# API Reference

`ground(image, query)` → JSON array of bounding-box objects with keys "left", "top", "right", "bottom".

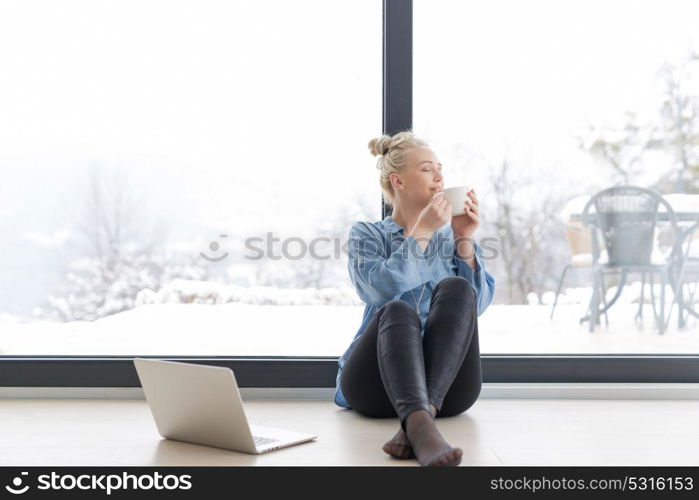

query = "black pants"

[{"left": 340, "top": 276, "right": 482, "bottom": 432}]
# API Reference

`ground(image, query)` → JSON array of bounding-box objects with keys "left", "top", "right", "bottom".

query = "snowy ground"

[{"left": 0, "top": 302, "right": 696, "bottom": 356}]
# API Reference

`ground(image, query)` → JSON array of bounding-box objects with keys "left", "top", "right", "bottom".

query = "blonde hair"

[{"left": 368, "top": 130, "right": 429, "bottom": 205}]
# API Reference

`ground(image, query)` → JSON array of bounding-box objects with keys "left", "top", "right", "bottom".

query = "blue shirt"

[{"left": 334, "top": 215, "right": 496, "bottom": 408}]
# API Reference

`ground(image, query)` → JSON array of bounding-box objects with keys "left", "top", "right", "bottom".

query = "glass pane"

[
  {"left": 0, "top": 0, "right": 381, "bottom": 355},
  {"left": 415, "top": 0, "right": 699, "bottom": 353}
]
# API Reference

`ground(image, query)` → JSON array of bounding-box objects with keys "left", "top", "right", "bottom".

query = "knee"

[
  {"left": 380, "top": 299, "right": 420, "bottom": 319},
  {"left": 377, "top": 299, "right": 421, "bottom": 333},
  {"left": 435, "top": 276, "right": 476, "bottom": 304}
]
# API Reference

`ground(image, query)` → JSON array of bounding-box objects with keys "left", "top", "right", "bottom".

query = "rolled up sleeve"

[
  {"left": 453, "top": 240, "right": 496, "bottom": 315},
  {"left": 347, "top": 222, "right": 433, "bottom": 307}
]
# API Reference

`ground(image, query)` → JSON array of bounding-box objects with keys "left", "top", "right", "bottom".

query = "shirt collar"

[
  {"left": 381, "top": 215, "right": 404, "bottom": 234},
  {"left": 381, "top": 215, "right": 451, "bottom": 236}
]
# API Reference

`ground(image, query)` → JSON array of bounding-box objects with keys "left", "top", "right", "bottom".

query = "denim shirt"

[{"left": 334, "top": 215, "right": 496, "bottom": 409}]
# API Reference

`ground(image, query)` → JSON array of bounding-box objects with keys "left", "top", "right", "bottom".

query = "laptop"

[{"left": 133, "top": 358, "right": 317, "bottom": 454}]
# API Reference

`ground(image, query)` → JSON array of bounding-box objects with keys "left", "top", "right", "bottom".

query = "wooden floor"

[{"left": 1, "top": 398, "right": 698, "bottom": 466}]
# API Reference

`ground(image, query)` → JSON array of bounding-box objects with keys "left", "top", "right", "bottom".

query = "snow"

[
  {"left": 559, "top": 195, "right": 593, "bottom": 222},
  {"left": 1, "top": 299, "right": 696, "bottom": 357},
  {"left": 134, "top": 279, "right": 363, "bottom": 307},
  {"left": 664, "top": 194, "right": 699, "bottom": 213}
]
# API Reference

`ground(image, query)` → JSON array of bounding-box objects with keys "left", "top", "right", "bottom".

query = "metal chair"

[
  {"left": 579, "top": 185, "right": 683, "bottom": 334},
  {"left": 550, "top": 218, "right": 609, "bottom": 321},
  {"left": 670, "top": 219, "right": 699, "bottom": 328}
]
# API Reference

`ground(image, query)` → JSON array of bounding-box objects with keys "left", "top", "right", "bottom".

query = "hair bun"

[{"left": 368, "top": 135, "right": 392, "bottom": 157}]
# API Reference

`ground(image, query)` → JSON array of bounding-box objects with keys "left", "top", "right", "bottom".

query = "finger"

[
  {"left": 434, "top": 201, "right": 447, "bottom": 213},
  {"left": 430, "top": 195, "right": 442, "bottom": 206}
]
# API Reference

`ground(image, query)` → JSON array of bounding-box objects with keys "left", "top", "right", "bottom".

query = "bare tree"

[
  {"left": 483, "top": 157, "right": 569, "bottom": 304},
  {"left": 576, "top": 111, "right": 662, "bottom": 186},
  {"left": 244, "top": 191, "right": 378, "bottom": 290},
  {"left": 578, "top": 53, "right": 699, "bottom": 194},
  {"left": 35, "top": 163, "right": 206, "bottom": 321},
  {"left": 649, "top": 54, "right": 699, "bottom": 193},
  {"left": 70, "top": 164, "right": 167, "bottom": 267}
]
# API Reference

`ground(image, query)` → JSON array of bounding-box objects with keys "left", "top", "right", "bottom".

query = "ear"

[{"left": 389, "top": 173, "right": 403, "bottom": 190}]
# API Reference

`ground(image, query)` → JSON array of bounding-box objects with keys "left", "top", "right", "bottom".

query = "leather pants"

[{"left": 340, "top": 276, "right": 482, "bottom": 432}]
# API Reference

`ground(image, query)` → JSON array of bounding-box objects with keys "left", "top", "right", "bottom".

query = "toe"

[
  {"left": 444, "top": 448, "right": 463, "bottom": 466},
  {"left": 383, "top": 442, "right": 413, "bottom": 460},
  {"left": 430, "top": 447, "right": 463, "bottom": 467}
]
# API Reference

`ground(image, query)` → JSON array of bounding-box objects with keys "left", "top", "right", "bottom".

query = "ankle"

[{"left": 405, "top": 408, "right": 433, "bottom": 430}]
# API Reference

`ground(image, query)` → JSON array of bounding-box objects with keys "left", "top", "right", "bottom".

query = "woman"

[{"left": 334, "top": 131, "right": 496, "bottom": 467}]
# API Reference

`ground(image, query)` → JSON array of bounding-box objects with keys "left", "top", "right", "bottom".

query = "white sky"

[
  {"left": 0, "top": 0, "right": 383, "bottom": 314},
  {"left": 415, "top": 0, "right": 699, "bottom": 190},
  {"left": 0, "top": 0, "right": 383, "bottom": 238},
  {"left": 1, "top": 0, "right": 699, "bottom": 315}
]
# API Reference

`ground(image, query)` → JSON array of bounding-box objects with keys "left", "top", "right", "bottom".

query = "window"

[
  {"left": 0, "top": 0, "right": 381, "bottom": 357},
  {"left": 3, "top": 1, "right": 697, "bottom": 388},
  {"left": 415, "top": 0, "right": 699, "bottom": 354}
]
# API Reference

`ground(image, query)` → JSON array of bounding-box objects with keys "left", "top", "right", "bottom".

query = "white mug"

[{"left": 437, "top": 186, "right": 472, "bottom": 216}]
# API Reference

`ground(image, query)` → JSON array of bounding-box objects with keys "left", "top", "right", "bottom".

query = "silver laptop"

[{"left": 133, "top": 358, "right": 317, "bottom": 454}]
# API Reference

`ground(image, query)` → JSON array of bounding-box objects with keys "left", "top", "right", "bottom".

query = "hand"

[
  {"left": 412, "top": 191, "right": 452, "bottom": 235},
  {"left": 451, "top": 188, "right": 480, "bottom": 238}
]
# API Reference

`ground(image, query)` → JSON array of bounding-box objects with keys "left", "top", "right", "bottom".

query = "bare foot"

[
  {"left": 382, "top": 404, "right": 437, "bottom": 460},
  {"left": 404, "top": 409, "right": 462, "bottom": 467}
]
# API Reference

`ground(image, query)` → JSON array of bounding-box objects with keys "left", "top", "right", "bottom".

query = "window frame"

[{"left": 2, "top": 0, "right": 698, "bottom": 388}]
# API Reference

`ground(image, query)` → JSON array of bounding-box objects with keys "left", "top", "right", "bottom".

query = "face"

[{"left": 390, "top": 147, "right": 444, "bottom": 206}]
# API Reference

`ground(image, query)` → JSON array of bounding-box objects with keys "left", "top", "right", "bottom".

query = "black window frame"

[{"left": 2, "top": 0, "right": 698, "bottom": 388}]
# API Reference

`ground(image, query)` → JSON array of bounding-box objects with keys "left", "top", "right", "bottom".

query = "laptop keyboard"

[{"left": 253, "top": 435, "right": 280, "bottom": 446}]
